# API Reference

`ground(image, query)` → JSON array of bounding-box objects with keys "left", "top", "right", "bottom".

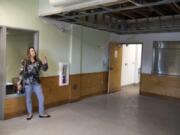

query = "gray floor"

[{"left": 1, "top": 85, "right": 180, "bottom": 135}]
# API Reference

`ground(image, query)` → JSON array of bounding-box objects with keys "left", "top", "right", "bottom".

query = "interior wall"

[
  {"left": 0, "top": 0, "right": 71, "bottom": 77},
  {"left": 3, "top": 1, "right": 180, "bottom": 78},
  {"left": 69, "top": 25, "right": 82, "bottom": 75},
  {"left": 110, "top": 32, "right": 180, "bottom": 74},
  {"left": 0, "top": 0, "right": 111, "bottom": 78},
  {"left": 6, "top": 34, "right": 33, "bottom": 83},
  {"left": 134, "top": 44, "right": 142, "bottom": 83},
  {"left": 39, "top": 0, "right": 63, "bottom": 16},
  {"left": 81, "top": 27, "right": 110, "bottom": 73},
  {"left": 70, "top": 25, "right": 110, "bottom": 74}
]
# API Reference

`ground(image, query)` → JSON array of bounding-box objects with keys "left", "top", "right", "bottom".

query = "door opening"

[
  {"left": 108, "top": 42, "right": 143, "bottom": 93},
  {"left": 121, "top": 44, "right": 142, "bottom": 87}
]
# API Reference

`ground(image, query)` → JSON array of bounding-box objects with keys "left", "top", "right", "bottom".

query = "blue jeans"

[{"left": 24, "top": 83, "right": 45, "bottom": 115}]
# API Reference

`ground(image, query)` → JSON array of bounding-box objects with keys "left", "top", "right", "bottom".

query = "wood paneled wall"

[
  {"left": 4, "top": 96, "right": 26, "bottom": 119},
  {"left": 41, "top": 76, "right": 70, "bottom": 107},
  {"left": 4, "top": 72, "right": 108, "bottom": 119},
  {"left": 140, "top": 73, "right": 180, "bottom": 99},
  {"left": 69, "top": 74, "right": 81, "bottom": 102},
  {"left": 80, "top": 72, "right": 108, "bottom": 98},
  {"left": 4, "top": 76, "right": 70, "bottom": 119}
]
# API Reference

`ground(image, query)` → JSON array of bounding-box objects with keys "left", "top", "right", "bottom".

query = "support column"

[{"left": 0, "top": 26, "right": 7, "bottom": 120}]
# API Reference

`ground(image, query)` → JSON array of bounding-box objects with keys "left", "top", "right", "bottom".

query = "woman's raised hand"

[
  {"left": 42, "top": 56, "right": 47, "bottom": 64},
  {"left": 17, "top": 84, "right": 22, "bottom": 91}
]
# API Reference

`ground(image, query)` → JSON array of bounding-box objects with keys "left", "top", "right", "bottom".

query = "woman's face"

[{"left": 29, "top": 48, "right": 36, "bottom": 58}]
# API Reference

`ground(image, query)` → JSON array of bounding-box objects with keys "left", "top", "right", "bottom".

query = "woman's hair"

[{"left": 25, "top": 47, "right": 38, "bottom": 63}]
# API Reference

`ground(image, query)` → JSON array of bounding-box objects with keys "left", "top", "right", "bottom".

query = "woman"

[{"left": 17, "top": 47, "right": 50, "bottom": 120}]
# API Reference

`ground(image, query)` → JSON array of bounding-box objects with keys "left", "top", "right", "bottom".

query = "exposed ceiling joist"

[
  {"left": 118, "top": 12, "right": 136, "bottom": 19},
  {"left": 45, "top": 0, "right": 180, "bottom": 34},
  {"left": 170, "top": 3, "right": 180, "bottom": 14},
  {"left": 148, "top": 6, "right": 164, "bottom": 16},
  {"left": 133, "top": 10, "right": 149, "bottom": 18},
  {"left": 57, "top": 0, "right": 180, "bottom": 21},
  {"left": 127, "top": 0, "right": 142, "bottom": 6},
  {"left": 173, "top": 2, "right": 180, "bottom": 11}
]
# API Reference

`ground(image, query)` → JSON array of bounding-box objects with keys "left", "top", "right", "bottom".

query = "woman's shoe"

[
  {"left": 26, "top": 114, "right": 33, "bottom": 120},
  {"left": 39, "top": 114, "right": 51, "bottom": 118}
]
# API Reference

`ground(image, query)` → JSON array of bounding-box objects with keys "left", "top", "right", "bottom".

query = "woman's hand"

[
  {"left": 42, "top": 56, "right": 47, "bottom": 64},
  {"left": 17, "top": 84, "right": 22, "bottom": 91}
]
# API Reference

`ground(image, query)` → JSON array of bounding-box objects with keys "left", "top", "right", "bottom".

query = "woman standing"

[{"left": 17, "top": 47, "right": 50, "bottom": 120}]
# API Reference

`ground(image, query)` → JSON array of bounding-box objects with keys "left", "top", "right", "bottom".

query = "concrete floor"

[{"left": 1, "top": 85, "right": 180, "bottom": 135}]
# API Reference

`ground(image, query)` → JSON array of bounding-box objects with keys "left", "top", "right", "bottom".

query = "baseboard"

[
  {"left": 70, "top": 98, "right": 81, "bottom": 103},
  {"left": 5, "top": 111, "right": 27, "bottom": 120},
  {"left": 4, "top": 100, "right": 69, "bottom": 120},
  {"left": 140, "top": 91, "right": 180, "bottom": 102},
  {"left": 45, "top": 100, "right": 70, "bottom": 108},
  {"left": 81, "top": 90, "right": 107, "bottom": 99}
]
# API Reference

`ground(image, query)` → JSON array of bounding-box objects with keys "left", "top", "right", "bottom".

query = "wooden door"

[{"left": 108, "top": 43, "right": 122, "bottom": 93}]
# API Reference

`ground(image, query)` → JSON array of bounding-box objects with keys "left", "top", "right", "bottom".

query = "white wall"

[
  {"left": 81, "top": 27, "right": 110, "bottom": 73},
  {"left": 69, "top": 25, "right": 82, "bottom": 74},
  {"left": 6, "top": 33, "right": 33, "bottom": 83},
  {"left": 134, "top": 44, "right": 142, "bottom": 83},
  {"left": 0, "top": 0, "right": 111, "bottom": 79},
  {"left": 110, "top": 32, "right": 180, "bottom": 74},
  {"left": 70, "top": 25, "right": 110, "bottom": 74},
  {"left": 39, "top": 0, "right": 63, "bottom": 16},
  {"left": 0, "top": 0, "right": 71, "bottom": 77}
]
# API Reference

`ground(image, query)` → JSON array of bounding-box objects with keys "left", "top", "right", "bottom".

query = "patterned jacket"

[{"left": 18, "top": 58, "right": 48, "bottom": 85}]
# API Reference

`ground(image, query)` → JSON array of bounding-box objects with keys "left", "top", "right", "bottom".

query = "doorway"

[
  {"left": 121, "top": 44, "right": 142, "bottom": 86},
  {"left": 108, "top": 43, "right": 142, "bottom": 93}
]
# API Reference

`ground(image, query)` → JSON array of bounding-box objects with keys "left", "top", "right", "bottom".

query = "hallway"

[{"left": 1, "top": 85, "right": 180, "bottom": 135}]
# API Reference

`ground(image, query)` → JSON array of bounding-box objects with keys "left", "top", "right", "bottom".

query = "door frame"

[
  {"left": 108, "top": 42, "right": 143, "bottom": 94},
  {"left": 0, "top": 26, "right": 39, "bottom": 120},
  {"left": 121, "top": 43, "right": 143, "bottom": 86}
]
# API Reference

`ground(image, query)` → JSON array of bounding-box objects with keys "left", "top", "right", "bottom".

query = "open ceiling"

[{"left": 44, "top": 0, "right": 180, "bottom": 34}]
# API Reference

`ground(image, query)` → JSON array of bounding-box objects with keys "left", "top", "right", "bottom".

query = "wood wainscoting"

[
  {"left": 80, "top": 72, "right": 108, "bottom": 98},
  {"left": 4, "top": 96, "right": 27, "bottom": 119},
  {"left": 4, "top": 72, "right": 108, "bottom": 119},
  {"left": 4, "top": 76, "right": 70, "bottom": 119},
  {"left": 69, "top": 74, "right": 81, "bottom": 102},
  {"left": 41, "top": 76, "right": 70, "bottom": 107},
  {"left": 140, "top": 73, "right": 180, "bottom": 100}
]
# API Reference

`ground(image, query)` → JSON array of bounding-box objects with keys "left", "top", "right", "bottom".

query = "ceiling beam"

[
  {"left": 127, "top": 0, "right": 142, "bottom": 6},
  {"left": 173, "top": 1, "right": 180, "bottom": 10},
  {"left": 100, "top": 6, "right": 135, "bottom": 19},
  {"left": 169, "top": 3, "right": 180, "bottom": 14},
  {"left": 73, "top": 18, "right": 180, "bottom": 34},
  {"left": 58, "top": 14, "right": 180, "bottom": 34},
  {"left": 56, "top": 0, "right": 180, "bottom": 21},
  {"left": 133, "top": 10, "right": 149, "bottom": 18},
  {"left": 148, "top": 6, "right": 164, "bottom": 16},
  {"left": 118, "top": 12, "right": 135, "bottom": 19},
  {"left": 173, "top": 2, "right": 180, "bottom": 11}
]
